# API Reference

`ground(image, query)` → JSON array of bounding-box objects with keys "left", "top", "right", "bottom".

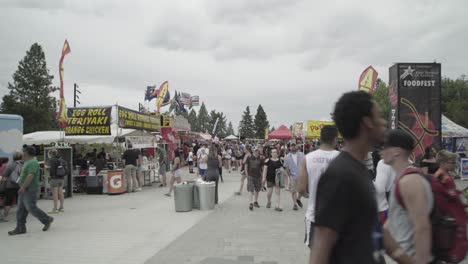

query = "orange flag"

[
  {"left": 358, "top": 66, "right": 378, "bottom": 94},
  {"left": 57, "top": 40, "right": 71, "bottom": 129}
]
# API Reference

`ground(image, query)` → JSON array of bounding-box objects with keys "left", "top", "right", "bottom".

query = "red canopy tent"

[{"left": 268, "top": 125, "right": 293, "bottom": 140}]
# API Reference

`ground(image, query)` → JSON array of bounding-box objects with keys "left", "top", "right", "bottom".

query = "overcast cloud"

[{"left": 0, "top": 0, "right": 467, "bottom": 130}]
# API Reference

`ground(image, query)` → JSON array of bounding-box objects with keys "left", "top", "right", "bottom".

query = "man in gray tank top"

[{"left": 380, "top": 130, "right": 433, "bottom": 264}]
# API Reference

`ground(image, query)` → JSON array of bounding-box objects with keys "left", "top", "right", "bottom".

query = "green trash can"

[
  {"left": 197, "top": 182, "right": 216, "bottom": 210},
  {"left": 174, "top": 183, "right": 194, "bottom": 212}
]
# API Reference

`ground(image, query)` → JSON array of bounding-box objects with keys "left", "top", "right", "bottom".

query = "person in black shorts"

[
  {"left": 309, "top": 91, "right": 387, "bottom": 264},
  {"left": 262, "top": 148, "right": 283, "bottom": 211},
  {"left": 246, "top": 147, "right": 263, "bottom": 211}
]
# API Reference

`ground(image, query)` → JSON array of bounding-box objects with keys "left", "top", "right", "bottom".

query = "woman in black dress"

[
  {"left": 205, "top": 145, "right": 222, "bottom": 204},
  {"left": 262, "top": 148, "right": 284, "bottom": 211}
]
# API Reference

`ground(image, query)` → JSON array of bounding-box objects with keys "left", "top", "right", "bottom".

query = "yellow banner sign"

[{"left": 306, "top": 120, "right": 335, "bottom": 139}]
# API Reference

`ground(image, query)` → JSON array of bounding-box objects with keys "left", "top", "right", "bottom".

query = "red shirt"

[{"left": 434, "top": 168, "right": 456, "bottom": 190}]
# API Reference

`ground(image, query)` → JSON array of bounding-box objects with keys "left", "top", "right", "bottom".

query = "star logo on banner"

[{"left": 400, "top": 66, "right": 415, "bottom": 79}]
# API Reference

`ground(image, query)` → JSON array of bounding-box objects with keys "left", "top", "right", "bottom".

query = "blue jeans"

[{"left": 16, "top": 188, "right": 50, "bottom": 231}]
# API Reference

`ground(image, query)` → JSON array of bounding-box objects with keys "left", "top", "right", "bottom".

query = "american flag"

[
  {"left": 190, "top": 95, "right": 199, "bottom": 106},
  {"left": 180, "top": 92, "right": 191, "bottom": 105}
]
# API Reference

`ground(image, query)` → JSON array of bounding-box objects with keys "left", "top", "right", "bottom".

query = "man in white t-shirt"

[
  {"left": 297, "top": 125, "right": 340, "bottom": 248},
  {"left": 373, "top": 159, "right": 396, "bottom": 226}
]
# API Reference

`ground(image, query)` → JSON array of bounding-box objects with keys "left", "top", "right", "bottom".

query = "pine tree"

[
  {"left": 208, "top": 110, "right": 227, "bottom": 138},
  {"left": 197, "top": 102, "right": 210, "bottom": 133},
  {"left": 188, "top": 109, "right": 198, "bottom": 132},
  {"left": 270, "top": 126, "right": 276, "bottom": 133},
  {"left": 226, "top": 121, "right": 235, "bottom": 136},
  {"left": 238, "top": 106, "right": 255, "bottom": 138},
  {"left": 253, "top": 104, "right": 269, "bottom": 139},
  {"left": 1, "top": 43, "right": 58, "bottom": 133}
]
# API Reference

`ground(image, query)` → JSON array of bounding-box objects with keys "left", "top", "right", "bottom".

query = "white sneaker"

[{"left": 136, "top": 188, "right": 142, "bottom": 191}]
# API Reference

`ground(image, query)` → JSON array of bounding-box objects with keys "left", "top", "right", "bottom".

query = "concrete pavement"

[{"left": 1, "top": 167, "right": 467, "bottom": 264}]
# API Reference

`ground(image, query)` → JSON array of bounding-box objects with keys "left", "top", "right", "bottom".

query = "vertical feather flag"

[
  {"left": 57, "top": 40, "right": 71, "bottom": 129},
  {"left": 358, "top": 66, "right": 378, "bottom": 94},
  {"left": 156, "top": 81, "right": 169, "bottom": 113}
]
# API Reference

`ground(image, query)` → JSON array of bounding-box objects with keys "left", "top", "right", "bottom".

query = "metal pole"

[{"left": 74, "top": 83, "right": 77, "bottom": 108}]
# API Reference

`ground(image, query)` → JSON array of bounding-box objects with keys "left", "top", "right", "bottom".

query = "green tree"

[
  {"left": 197, "top": 102, "right": 210, "bottom": 133},
  {"left": 238, "top": 106, "right": 255, "bottom": 138},
  {"left": 253, "top": 104, "right": 269, "bottom": 139},
  {"left": 372, "top": 78, "right": 390, "bottom": 120},
  {"left": 226, "top": 121, "right": 235, "bottom": 136},
  {"left": 1, "top": 43, "right": 58, "bottom": 133},
  {"left": 442, "top": 75, "right": 468, "bottom": 128},
  {"left": 188, "top": 109, "right": 198, "bottom": 132},
  {"left": 208, "top": 110, "right": 227, "bottom": 138},
  {"left": 270, "top": 126, "right": 276, "bottom": 133}
]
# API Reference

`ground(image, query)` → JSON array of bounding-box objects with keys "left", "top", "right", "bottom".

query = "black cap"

[
  {"left": 24, "top": 146, "right": 36, "bottom": 156},
  {"left": 383, "top": 129, "right": 415, "bottom": 152}
]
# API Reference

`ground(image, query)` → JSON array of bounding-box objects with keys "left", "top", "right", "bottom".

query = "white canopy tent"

[
  {"left": 23, "top": 124, "right": 155, "bottom": 145},
  {"left": 442, "top": 115, "right": 468, "bottom": 138},
  {"left": 224, "top": 134, "right": 238, "bottom": 140}
]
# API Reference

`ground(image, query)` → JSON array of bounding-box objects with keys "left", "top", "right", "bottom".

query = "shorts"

[
  {"left": 4, "top": 188, "right": 19, "bottom": 206},
  {"left": 188, "top": 161, "right": 193, "bottom": 166},
  {"left": 174, "top": 170, "right": 182, "bottom": 178},
  {"left": 266, "top": 181, "right": 276, "bottom": 188},
  {"left": 288, "top": 178, "right": 298, "bottom": 192},
  {"left": 50, "top": 178, "right": 64, "bottom": 188},
  {"left": 159, "top": 163, "right": 167, "bottom": 175},
  {"left": 236, "top": 156, "right": 242, "bottom": 160},
  {"left": 304, "top": 220, "right": 315, "bottom": 248},
  {"left": 247, "top": 176, "right": 262, "bottom": 193},
  {"left": 199, "top": 168, "right": 207, "bottom": 176}
]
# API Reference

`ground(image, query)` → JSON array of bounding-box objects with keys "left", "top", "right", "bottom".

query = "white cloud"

[{"left": 0, "top": 0, "right": 467, "bottom": 130}]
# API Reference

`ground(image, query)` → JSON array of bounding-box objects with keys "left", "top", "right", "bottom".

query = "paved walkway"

[{"left": 1, "top": 167, "right": 467, "bottom": 264}]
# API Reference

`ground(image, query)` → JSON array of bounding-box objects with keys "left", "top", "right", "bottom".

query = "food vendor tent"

[
  {"left": 442, "top": 115, "right": 468, "bottom": 138},
  {"left": 268, "top": 125, "right": 293, "bottom": 140},
  {"left": 23, "top": 124, "right": 155, "bottom": 145},
  {"left": 224, "top": 135, "right": 238, "bottom": 140}
]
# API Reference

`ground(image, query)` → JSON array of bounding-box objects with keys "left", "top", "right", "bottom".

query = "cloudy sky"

[{"left": 0, "top": 0, "right": 467, "bottom": 131}]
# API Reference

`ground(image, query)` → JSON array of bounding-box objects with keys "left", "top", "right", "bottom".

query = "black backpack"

[{"left": 56, "top": 158, "right": 68, "bottom": 178}]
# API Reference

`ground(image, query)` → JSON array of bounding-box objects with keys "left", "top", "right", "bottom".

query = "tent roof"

[
  {"left": 224, "top": 135, "right": 238, "bottom": 140},
  {"left": 442, "top": 115, "right": 468, "bottom": 138},
  {"left": 23, "top": 125, "right": 153, "bottom": 145},
  {"left": 268, "top": 125, "right": 293, "bottom": 140}
]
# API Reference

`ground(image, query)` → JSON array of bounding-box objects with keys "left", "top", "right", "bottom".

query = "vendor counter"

[{"left": 72, "top": 162, "right": 160, "bottom": 194}]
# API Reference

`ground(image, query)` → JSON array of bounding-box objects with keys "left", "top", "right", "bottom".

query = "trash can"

[
  {"left": 197, "top": 182, "right": 216, "bottom": 210},
  {"left": 192, "top": 184, "right": 200, "bottom": 209},
  {"left": 174, "top": 183, "right": 194, "bottom": 212}
]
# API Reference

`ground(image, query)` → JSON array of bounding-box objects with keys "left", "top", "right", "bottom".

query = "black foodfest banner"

[
  {"left": 117, "top": 106, "right": 160, "bottom": 131},
  {"left": 65, "top": 107, "right": 112, "bottom": 135},
  {"left": 389, "top": 63, "right": 441, "bottom": 158}
]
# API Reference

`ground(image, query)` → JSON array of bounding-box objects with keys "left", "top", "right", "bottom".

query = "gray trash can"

[
  {"left": 192, "top": 184, "right": 200, "bottom": 209},
  {"left": 197, "top": 182, "right": 216, "bottom": 210},
  {"left": 174, "top": 183, "right": 194, "bottom": 212}
]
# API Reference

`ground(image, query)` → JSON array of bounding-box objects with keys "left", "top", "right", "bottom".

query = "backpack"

[
  {"left": 56, "top": 158, "right": 67, "bottom": 178},
  {"left": 10, "top": 161, "right": 22, "bottom": 184},
  {"left": 395, "top": 167, "right": 468, "bottom": 263}
]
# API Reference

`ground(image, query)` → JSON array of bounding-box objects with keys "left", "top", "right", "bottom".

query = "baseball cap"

[
  {"left": 383, "top": 129, "right": 415, "bottom": 152},
  {"left": 24, "top": 146, "right": 37, "bottom": 156}
]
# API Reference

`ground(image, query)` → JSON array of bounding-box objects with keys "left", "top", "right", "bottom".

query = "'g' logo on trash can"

[{"left": 110, "top": 174, "right": 122, "bottom": 189}]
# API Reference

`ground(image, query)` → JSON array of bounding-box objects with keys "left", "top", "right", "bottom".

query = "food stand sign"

[
  {"left": 306, "top": 121, "right": 334, "bottom": 139},
  {"left": 118, "top": 106, "right": 160, "bottom": 131},
  {"left": 65, "top": 107, "right": 112, "bottom": 136},
  {"left": 461, "top": 158, "right": 468, "bottom": 181}
]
